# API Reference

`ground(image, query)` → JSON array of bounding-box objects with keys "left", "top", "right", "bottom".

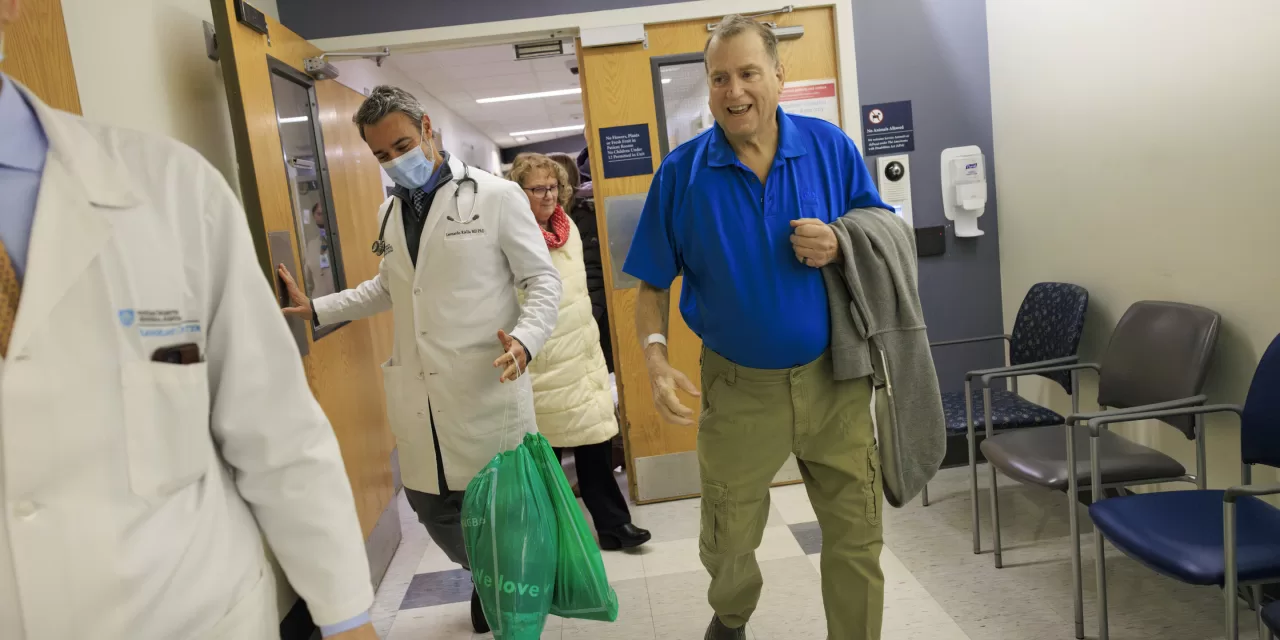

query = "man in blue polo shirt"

[{"left": 623, "top": 15, "right": 891, "bottom": 640}]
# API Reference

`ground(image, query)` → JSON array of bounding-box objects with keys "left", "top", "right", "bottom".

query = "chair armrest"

[
  {"left": 966, "top": 355, "right": 1079, "bottom": 382},
  {"left": 1225, "top": 483, "right": 1280, "bottom": 503},
  {"left": 980, "top": 361, "right": 1100, "bottom": 388},
  {"left": 1065, "top": 395, "right": 1207, "bottom": 428},
  {"left": 1086, "top": 403, "right": 1240, "bottom": 436},
  {"left": 931, "top": 334, "right": 1011, "bottom": 349}
]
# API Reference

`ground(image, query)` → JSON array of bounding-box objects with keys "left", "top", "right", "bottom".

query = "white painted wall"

[
  {"left": 332, "top": 58, "right": 504, "bottom": 176},
  {"left": 62, "top": 0, "right": 242, "bottom": 190},
  {"left": 254, "top": 0, "right": 279, "bottom": 21},
  {"left": 987, "top": 0, "right": 1280, "bottom": 491}
]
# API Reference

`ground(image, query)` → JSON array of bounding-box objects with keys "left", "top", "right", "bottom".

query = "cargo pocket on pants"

[
  {"left": 699, "top": 481, "right": 729, "bottom": 555},
  {"left": 864, "top": 446, "right": 883, "bottom": 526}
]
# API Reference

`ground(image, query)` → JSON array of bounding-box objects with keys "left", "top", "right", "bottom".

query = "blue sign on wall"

[
  {"left": 861, "top": 101, "right": 915, "bottom": 156},
  {"left": 599, "top": 124, "right": 654, "bottom": 179}
]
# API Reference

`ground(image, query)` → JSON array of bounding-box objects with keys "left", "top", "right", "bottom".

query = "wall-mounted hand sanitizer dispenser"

[{"left": 940, "top": 145, "right": 987, "bottom": 237}]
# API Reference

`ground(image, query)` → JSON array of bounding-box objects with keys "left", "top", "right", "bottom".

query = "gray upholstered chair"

[{"left": 976, "top": 301, "right": 1222, "bottom": 639}]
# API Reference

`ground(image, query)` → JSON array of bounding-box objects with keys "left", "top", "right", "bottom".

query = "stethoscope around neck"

[{"left": 371, "top": 162, "right": 479, "bottom": 257}]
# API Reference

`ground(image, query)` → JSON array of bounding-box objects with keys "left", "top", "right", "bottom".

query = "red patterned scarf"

[{"left": 541, "top": 205, "right": 571, "bottom": 250}]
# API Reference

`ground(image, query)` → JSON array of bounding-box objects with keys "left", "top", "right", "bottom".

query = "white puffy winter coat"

[{"left": 526, "top": 219, "right": 619, "bottom": 448}]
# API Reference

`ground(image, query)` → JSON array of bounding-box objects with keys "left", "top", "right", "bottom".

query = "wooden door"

[
  {"left": 0, "top": 0, "right": 80, "bottom": 113},
  {"left": 579, "top": 8, "right": 842, "bottom": 504},
  {"left": 208, "top": 0, "right": 399, "bottom": 581}
]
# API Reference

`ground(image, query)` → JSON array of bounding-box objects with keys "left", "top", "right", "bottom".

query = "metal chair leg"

[
  {"left": 1096, "top": 528, "right": 1109, "bottom": 640},
  {"left": 1091, "top": 434, "right": 1107, "bottom": 640},
  {"left": 1254, "top": 585, "right": 1265, "bottom": 640},
  {"left": 989, "top": 463, "right": 1002, "bottom": 568},
  {"left": 967, "top": 380, "right": 980, "bottom": 554},
  {"left": 1226, "top": 501, "right": 1239, "bottom": 640},
  {"left": 984, "top": 386, "right": 1002, "bottom": 568},
  {"left": 1067, "top": 423, "right": 1083, "bottom": 639},
  {"left": 921, "top": 483, "right": 930, "bottom": 507}
]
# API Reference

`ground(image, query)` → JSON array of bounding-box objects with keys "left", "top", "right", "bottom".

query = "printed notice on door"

[
  {"left": 780, "top": 79, "right": 840, "bottom": 126},
  {"left": 600, "top": 124, "right": 654, "bottom": 179}
]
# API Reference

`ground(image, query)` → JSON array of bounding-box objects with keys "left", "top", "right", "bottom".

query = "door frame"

[{"left": 309, "top": 1, "right": 863, "bottom": 145}]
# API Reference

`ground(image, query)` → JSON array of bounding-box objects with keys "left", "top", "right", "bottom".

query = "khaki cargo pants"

[{"left": 698, "top": 349, "right": 884, "bottom": 639}]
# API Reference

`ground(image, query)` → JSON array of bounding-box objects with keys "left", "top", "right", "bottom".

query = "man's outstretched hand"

[
  {"left": 645, "top": 348, "right": 700, "bottom": 426},
  {"left": 277, "top": 264, "right": 312, "bottom": 317},
  {"left": 494, "top": 330, "right": 528, "bottom": 383}
]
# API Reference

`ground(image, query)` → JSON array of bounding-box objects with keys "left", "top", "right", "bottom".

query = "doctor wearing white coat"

[
  {"left": 278, "top": 86, "right": 561, "bottom": 634},
  {"left": 0, "top": 2, "right": 376, "bottom": 638}
]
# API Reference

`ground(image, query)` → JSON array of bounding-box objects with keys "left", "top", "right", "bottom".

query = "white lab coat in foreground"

[
  {"left": 314, "top": 156, "right": 561, "bottom": 495},
  {"left": 0, "top": 85, "right": 373, "bottom": 639}
]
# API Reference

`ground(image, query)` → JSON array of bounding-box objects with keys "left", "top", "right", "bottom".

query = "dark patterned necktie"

[
  {"left": 411, "top": 188, "right": 428, "bottom": 219},
  {"left": 0, "top": 240, "right": 21, "bottom": 357}
]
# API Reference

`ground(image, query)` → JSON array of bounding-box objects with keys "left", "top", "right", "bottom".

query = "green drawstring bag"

[
  {"left": 524, "top": 433, "right": 620, "bottom": 622},
  {"left": 462, "top": 442, "right": 559, "bottom": 639}
]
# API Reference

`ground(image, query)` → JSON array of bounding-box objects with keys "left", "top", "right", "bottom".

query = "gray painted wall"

[
  {"left": 280, "top": 0, "right": 1007, "bottom": 390},
  {"left": 277, "top": 0, "right": 671, "bottom": 40},
  {"left": 853, "top": 0, "right": 1005, "bottom": 391},
  {"left": 501, "top": 134, "right": 589, "bottom": 165}
]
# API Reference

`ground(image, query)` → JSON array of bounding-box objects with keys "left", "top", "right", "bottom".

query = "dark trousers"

[
  {"left": 404, "top": 403, "right": 470, "bottom": 570},
  {"left": 404, "top": 485, "right": 469, "bottom": 570},
  {"left": 555, "top": 440, "right": 631, "bottom": 531}
]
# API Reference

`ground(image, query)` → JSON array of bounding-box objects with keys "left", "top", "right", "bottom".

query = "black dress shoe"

[
  {"left": 598, "top": 523, "right": 652, "bottom": 550},
  {"left": 471, "top": 588, "right": 490, "bottom": 634},
  {"left": 705, "top": 615, "right": 746, "bottom": 640}
]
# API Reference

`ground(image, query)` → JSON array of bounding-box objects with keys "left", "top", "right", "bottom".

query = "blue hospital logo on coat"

[{"left": 118, "top": 309, "right": 136, "bottom": 327}]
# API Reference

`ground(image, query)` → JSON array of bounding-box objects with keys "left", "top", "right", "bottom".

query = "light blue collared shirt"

[
  {"left": 319, "top": 611, "right": 371, "bottom": 637},
  {"left": 0, "top": 74, "right": 47, "bottom": 284},
  {"left": 0, "top": 74, "right": 370, "bottom": 638}
]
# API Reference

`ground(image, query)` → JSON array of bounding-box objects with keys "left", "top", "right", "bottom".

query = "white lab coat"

[
  {"left": 313, "top": 156, "right": 561, "bottom": 495},
  {"left": 0, "top": 84, "right": 373, "bottom": 639}
]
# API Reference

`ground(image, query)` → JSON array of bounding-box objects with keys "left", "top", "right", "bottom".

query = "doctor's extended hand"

[
  {"left": 645, "top": 348, "right": 700, "bottom": 426},
  {"left": 790, "top": 219, "right": 840, "bottom": 268},
  {"left": 495, "top": 330, "right": 528, "bottom": 383},
  {"left": 276, "top": 264, "right": 313, "bottom": 317}
]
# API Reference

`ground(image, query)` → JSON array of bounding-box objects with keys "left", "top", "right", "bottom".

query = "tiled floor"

[{"left": 372, "top": 466, "right": 1267, "bottom": 639}]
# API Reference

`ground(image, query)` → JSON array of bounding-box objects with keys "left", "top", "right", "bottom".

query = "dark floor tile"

[
  {"left": 400, "top": 568, "right": 473, "bottom": 610},
  {"left": 790, "top": 521, "right": 823, "bottom": 555}
]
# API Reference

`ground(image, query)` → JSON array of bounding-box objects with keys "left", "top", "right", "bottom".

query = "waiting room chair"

[
  {"left": 1264, "top": 601, "right": 1280, "bottom": 639},
  {"left": 925, "top": 282, "right": 1089, "bottom": 556},
  {"left": 1088, "top": 333, "right": 1280, "bottom": 640},
  {"left": 977, "top": 300, "right": 1221, "bottom": 638}
]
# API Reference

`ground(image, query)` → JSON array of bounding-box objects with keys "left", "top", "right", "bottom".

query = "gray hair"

[
  {"left": 353, "top": 85, "right": 425, "bottom": 140},
  {"left": 704, "top": 14, "right": 780, "bottom": 70}
]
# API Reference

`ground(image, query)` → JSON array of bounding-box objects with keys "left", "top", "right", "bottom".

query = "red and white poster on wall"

[{"left": 780, "top": 79, "right": 840, "bottom": 126}]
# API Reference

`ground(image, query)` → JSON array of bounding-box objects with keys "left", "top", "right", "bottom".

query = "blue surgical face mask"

[{"left": 381, "top": 131, "right": 436, "bottom": 190}]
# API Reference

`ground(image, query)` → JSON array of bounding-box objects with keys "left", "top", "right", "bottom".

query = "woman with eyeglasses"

[{"left": 508, "top": 153, "right": 651, "bottom": 550}]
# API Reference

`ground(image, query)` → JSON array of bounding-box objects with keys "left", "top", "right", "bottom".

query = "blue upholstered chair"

[
  {"left": 925, "top": 283, "right": 1089, "bottom": 547},
  {"left": 1087, "top": 333, "right": 1280, "bottom": 640},
  {"left": 1264, "top": 602, "right": 1280, "bottom": 639}
]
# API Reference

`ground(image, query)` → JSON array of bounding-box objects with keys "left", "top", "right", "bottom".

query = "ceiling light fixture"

[
  {"left": 477, "top": 88, "right": 582, "bottom": 104},
  {"left": 510, "top": 124, "right": 586, "bottom": 137},
  {"left": 278, "top": 116, "right": 310, "bottom": 124}
]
